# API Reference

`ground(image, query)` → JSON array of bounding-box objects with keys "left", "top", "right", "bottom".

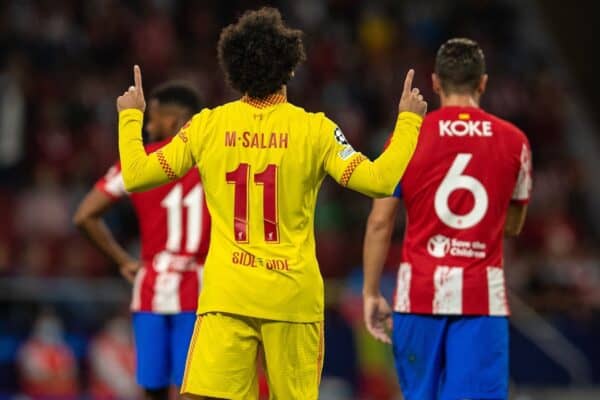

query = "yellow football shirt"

[{"left": 119, "top": 94, "right": 422, "bottom": 322}]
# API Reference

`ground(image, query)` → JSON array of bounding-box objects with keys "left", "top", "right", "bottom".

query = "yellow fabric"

[
  {"left": 119, "top": 100, "right": 422, "bottom": 322},
  {"left": 118, "top": 109, "right": 195, "bottom": 191},
  {"left": 180, "top": 313, "right": 323, "bottom": 400}
]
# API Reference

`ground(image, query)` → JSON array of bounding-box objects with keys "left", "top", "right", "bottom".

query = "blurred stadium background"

[{"left": 1, "top": 0, "right": 600, "bottom": 399}]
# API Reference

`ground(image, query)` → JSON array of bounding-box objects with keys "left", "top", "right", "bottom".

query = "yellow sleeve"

[
  {"left": 118, "top": 108, "right": 197, "bottom": 192},
  {"left": 322, "top": 112, "right": 422, "bottom": 198}
]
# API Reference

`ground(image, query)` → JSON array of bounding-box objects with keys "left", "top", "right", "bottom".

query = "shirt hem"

[
  {"left": 197, "top": 305, "right": 323, "bottom": 323},
  {"left": 393, "top": 310, "right": 511, "bottom": 317},
  {"left": 180, "top": 387, "right": 238, "bottom": 399},
  {"left": 131, "top": 309, "right": 199, "bottom": 315}
]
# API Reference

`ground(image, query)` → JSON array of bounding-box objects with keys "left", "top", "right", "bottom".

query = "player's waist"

[
  {"left": 394, "top": 262, "right": 509, "bottom": 316},
  {"left": 198, "top": 265, "right": 325, "bottom": 322},
  {"left": 142, "top": 251, "right": 205, "bottom": 272},
  {"left": 395, "top": 260, "right": 506, "bottom": 288},
  {"left": 201, "top": 248, "right": 324, "bottom": 296},
  {"left": 205, "top": 245, "right": 320, "bottom": 270}
]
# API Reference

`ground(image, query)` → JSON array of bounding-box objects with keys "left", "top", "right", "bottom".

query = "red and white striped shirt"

[
  {"left": 393, "top": 106, "right": 532, "bottom": 316},
  {"left": 96, "top": 138, "right": 210, "bottom": 313}
]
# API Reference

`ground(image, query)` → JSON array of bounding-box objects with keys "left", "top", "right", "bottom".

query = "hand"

[
  {"left": 119, "top": 259, "right": 141, "bottom": 284},
  {"left": 363, "top": 293, "right": 393, "bottom": 344},
  {"left": 398, "top": 69, "right": 428, "bottom": 117},
  {"left": 116, "top": 65, "right": 146, "bottom": 113}
]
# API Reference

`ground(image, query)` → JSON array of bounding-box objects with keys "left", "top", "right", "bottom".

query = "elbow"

[
  {"left": 504, "top": 226, "right": 522, "bottom": 237},
  {"left": 121, "top": 164, "right": 154, "bottom": 193},
  {"left": 367, "top": 215, "right": 394, "bottom": 235},
  {"left": 73, "top": 209, "right": 91, "bottom": 230},
  {"left": 371, "top": 189, "right": 393, "bottom": 199},
  {"left": 373, "top": 171, "right": 403, "bottom": 199},
  {"left": 121, "top": 172, "right": 142, "bottom": 193},
  {"left": 123, "top": 181, "right": 138, "bottom": 193},
  {"left": 369, "top": 181, "right": 396, "bottom": 199},
  {"left": 504, "top": 221, "right": 523, "bottom": 237}
]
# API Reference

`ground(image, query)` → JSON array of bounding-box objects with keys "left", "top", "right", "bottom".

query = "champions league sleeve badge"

[
  {"left": 334, "top": 127, "right": 349, "bottom": 146},
  {"left": 334, "top": 127, "right": 356, "bottom": 160}
]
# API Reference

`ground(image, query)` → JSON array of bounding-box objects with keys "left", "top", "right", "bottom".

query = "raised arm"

[
  {"left": 117, "top": 66, "right": 195, "bottom": 192},
  {"left": 324, "top": 70, "right": 427, "bottom": 197}
]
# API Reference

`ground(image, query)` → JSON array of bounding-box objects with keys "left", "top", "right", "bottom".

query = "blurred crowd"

[{"left": 1, "top": 0, "right": 599, "bottom": 398}]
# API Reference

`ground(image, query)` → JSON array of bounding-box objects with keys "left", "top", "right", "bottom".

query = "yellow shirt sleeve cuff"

[
  {"left": 119, "top": 108, "right": 144, "bottom": 121},
  {"left": 396, "top": 111, "right": 423, "bottom": 127}
]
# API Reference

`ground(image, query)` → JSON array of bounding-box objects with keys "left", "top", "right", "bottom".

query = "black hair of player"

[
  {"left": 435, "top": 38, "right": 486, "bottom": 95},
  {"left": 149, "top": 82, "right": 202, "bottom": 116},
  {"left": 217, "top": 7, "right": 306, "bottom": 99}
]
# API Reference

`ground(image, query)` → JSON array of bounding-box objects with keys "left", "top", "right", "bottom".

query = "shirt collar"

[{"left": 241, "top": 93, "right": 287, "bottom": 109}]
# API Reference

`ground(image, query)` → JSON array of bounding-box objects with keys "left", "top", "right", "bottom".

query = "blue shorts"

[
  {"left": 132, "top": 312, "right": 197, "bottom": 389},
  {"left": 392, "top": 313, "right": 509, "bottom": 400}
]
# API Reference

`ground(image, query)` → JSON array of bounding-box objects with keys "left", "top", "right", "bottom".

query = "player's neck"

[
  {"left": 440, "top": 93, "right": 480, "bottom": 108},
  {"left": 244, "top": 86, "right": 287, "bottom": 100}
]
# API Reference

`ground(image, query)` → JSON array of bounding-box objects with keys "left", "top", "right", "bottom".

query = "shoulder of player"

[
  {"left": 423, "top": 108, "right": 446, "bottom": 120},
  {"left": 172, "top": 106, "right": 223, "bottom": 143},
  {"left": 95, "top": 160, "right": 129, "bottom": 199},
  {"left": 296, "top": 108, "right": 336, "bottom": 129},
  {"left": 485, "top": 111, "right": 528, "bottom": 141},
  {"left": 276, "top": 103, "right": 335, "bottom": 132},
  {"left": 188, "top": 100, "right": 268, "bottom": 125},
  {"left": 420, "top": 108, "right": 447, "bottom": 127}
]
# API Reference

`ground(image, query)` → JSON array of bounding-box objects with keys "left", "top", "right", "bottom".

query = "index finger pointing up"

[
  {"left": 134, "top": 65, "right": 143, "bottom": 92},
  {"left": 403, "top": 69, "right": 415, "bottom": 94}
]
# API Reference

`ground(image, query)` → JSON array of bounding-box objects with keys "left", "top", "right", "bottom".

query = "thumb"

[{"left": 364, "top": 306, "right": 374, "bottom": 327}]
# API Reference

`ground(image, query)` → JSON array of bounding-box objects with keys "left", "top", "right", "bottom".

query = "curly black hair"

[
  {"left": 218, "top": 7, "right": 306, "bottom": 99},
  {"left": 435, "top": 38, "right": 486, "bottom": 94}
]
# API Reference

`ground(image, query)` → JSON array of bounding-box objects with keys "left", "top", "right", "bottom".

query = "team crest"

[
  {"left": 177, "top": 119, "right": 192, "bottom": 143},
  {"left": 334, "top": 127, "right": 349, "bottom": 146}
]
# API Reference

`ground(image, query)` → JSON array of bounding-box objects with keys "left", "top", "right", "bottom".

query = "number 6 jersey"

[
  {"left": 392, "top": 106, "right": 532, "bottom": 316},
  {"left": 95, "top": 139, "right": 211, "bottom": 314}
]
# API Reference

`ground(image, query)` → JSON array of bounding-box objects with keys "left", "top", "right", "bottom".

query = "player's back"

[
  {"left": 188, "top": 96, "right": 343, "bottom": 322},
  {"left": 396, "top": 106, "right": 531, "bottom": 315}
]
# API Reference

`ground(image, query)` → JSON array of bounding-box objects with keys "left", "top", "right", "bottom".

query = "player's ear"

[
  {"left": 432, "top": 73, "right": 442, "bottom": 95},
  {"left": 478, "top": 74, "right": 488, "bottom": 95}
]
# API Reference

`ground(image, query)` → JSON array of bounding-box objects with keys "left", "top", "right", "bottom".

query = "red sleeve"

[
  {"left": 510, "top": 133, "right": 532, "bottom": 204},
  {"left": 95, "top": 162, "right": 128, "bottom": 200}
]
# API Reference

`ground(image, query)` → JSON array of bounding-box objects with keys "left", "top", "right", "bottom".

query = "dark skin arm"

[
  {"left": 73, "top": 188, "right": 140, "bottom": 282},
  {"left": 362, "top": 197, "right": 401, "bottom": 344},
  {"left": 505, "top": 203, "right": 528, "bottom": 237}
]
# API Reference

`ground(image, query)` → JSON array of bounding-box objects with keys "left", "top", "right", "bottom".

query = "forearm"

[
  {"left": 78, "top": 218, "right": 133, "bottom": 266},
  {"left": 504, "top": 203, "right": 528, "bottom": 237},
  {"left": 363, "top": 222, "right": 395, "bottom": 296},
  {"left": 118, "top": 109, "right": 171, "bottom": 192},
  {"left": 346, "top": 112, "right": 422, "bottom": 197}
]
